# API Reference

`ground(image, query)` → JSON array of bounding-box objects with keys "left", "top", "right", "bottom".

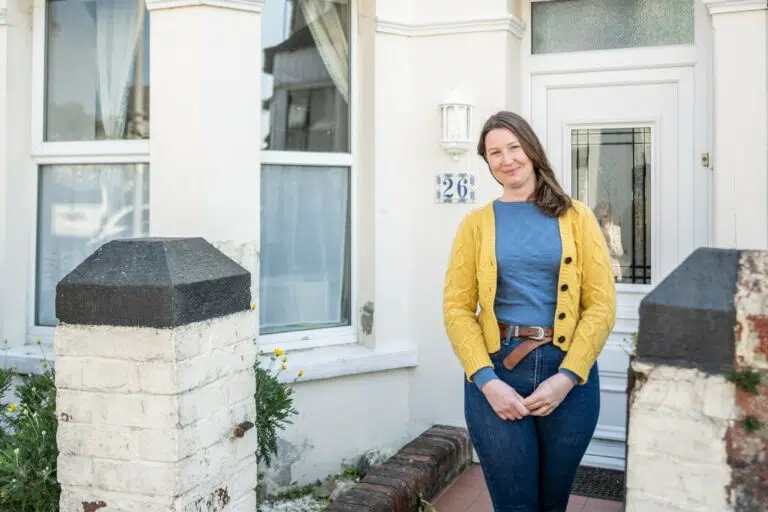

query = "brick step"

[{"left": 326, "top": 425, "right": 473, "bottom": 512}]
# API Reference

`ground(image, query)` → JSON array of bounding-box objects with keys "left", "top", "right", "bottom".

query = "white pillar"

[
  {"left": 145, "top": 0, "right": 263, "bottom": 293},
  {"left": 0, "top": 5, "right": 8, "bottom": 345},
  {"left": 0, "top": 0, "right": 32, "bottom": 347},
  {"left": 705, "top": 0, "right": 768, "bottom": 249}
]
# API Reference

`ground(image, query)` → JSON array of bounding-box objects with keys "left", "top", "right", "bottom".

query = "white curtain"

[
  {"left": 95, "top": 0, "right": 144, "bottom": 217},
  {"left": 299, "top": 0, "right": 350, "bottom": 104},
  {"left": 259, "top": 165, "right": 350, "bottom": 332}
]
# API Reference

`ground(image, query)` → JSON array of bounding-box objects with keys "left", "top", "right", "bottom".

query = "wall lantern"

[{"left": 439, "top": 90, "right": 473, "bottom": 161}]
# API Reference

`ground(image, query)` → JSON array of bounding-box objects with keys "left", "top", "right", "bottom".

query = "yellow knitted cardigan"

[{"left": 442, "top": 199, "right": 616, "bottom": 384}]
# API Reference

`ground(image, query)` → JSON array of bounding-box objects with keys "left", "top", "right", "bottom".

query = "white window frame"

[
  {"left": 26, "top": 0, "right": 151, "bottom": 345},
  {"left": 257, "top": 0, "right": 359, "bottom": 354}
]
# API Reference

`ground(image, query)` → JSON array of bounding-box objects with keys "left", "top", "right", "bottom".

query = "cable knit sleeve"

[
  {"left": 443, "top": 212, "right": 492, "bottom": 380},
  {"left": 561, "top": 203, "right": 617, "bottom": 383}
]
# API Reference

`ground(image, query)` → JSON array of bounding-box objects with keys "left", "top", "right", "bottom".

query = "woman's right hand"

[{"left": 481, "top": 380, "right": 530, "bottom": 420}]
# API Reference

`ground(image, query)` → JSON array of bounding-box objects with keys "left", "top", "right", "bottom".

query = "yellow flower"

[
  {"left": 250, "top": 303, "right": 257, "bottom": 311},
  {"left": 6, "top": 404, "right": 17, "bottom": 413},
  {"left": 280, "top": 364, "right": 287, "bottom": 371},
  {"left": 274, "top": 348, "right": 285, "bottom": 356},
  {"left": 281, "top": 355, "right": 288, "bottom": 363},
  {"left": 298, "top": 370, "right": 304, "bottom": 377}
]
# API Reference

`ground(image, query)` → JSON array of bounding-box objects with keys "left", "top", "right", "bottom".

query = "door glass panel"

[
  {"left": 532, "top": 0, "right": 694, "bottom": 55},
  {"left": 571, "top": 128, "right": 651, "bottom": 284}
]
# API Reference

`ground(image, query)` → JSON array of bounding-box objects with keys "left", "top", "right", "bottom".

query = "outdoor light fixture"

[{"left": 439, "top": 90, "right": 473, "bottom": 160}]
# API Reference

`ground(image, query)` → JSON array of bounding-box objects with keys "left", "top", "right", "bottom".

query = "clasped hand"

[{"left": 481, "top": 373, "right": 575, "bottom": 419}]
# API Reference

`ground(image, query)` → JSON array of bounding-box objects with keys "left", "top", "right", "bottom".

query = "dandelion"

[
  {"left": 6, "top": 404, "right": 17, "bottom": 413},
  {"left": 251, "top": 303, "right": 257, "bottom": 311},
  {"left": 281, "top": 355, "right": 288, "bottom": 363},
  {"left": 298, "top": 370, "right": 304, "bottom": 377},
  {"left": 274, "top": 348, "right": 284, "bottom": 356},
  {"left": 280, "top": 364, "right": 287, "bottom": 371}
]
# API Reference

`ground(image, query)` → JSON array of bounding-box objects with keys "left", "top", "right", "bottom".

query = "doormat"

[{"left": 570, "top": 466, "right": 625, "bottom": 502}]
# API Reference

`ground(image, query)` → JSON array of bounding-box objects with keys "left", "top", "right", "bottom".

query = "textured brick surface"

[
  {"left": 55, "top": 314, "right": 258, "bottom": 510},
  {"left": 327, "top": 425, "right": 472, "bottom": 512}
]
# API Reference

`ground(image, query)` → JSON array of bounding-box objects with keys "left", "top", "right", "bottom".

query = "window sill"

[
  {"left": 1, "top": 344, "right": 55, "bottom": 375},
  {"left": 260, "top": 342, "right": 419, "bottom": 384}
]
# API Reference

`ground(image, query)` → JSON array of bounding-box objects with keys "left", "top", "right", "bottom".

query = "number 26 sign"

[{"left": 436, "top": 173, "right": 476, "bottom": 204}]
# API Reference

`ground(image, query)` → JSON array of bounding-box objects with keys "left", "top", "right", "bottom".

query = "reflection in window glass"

[
  {"left": 260, "top": 164, "right": 351, "bottom": 334},
  {"left": 261, "top": 0, "right": 350, "bottom": 152},
  {"left": 36, "top": 164, "right": 150, "bottom": 326},
  {"left": 532, "top": 0, "right": 694, "bottom": 55},
  {"left": 45, "top": 0, "right": 150, "bottom": 141},
  {"left": 571, "top": 128, "right": 651, "bottom": 284}
]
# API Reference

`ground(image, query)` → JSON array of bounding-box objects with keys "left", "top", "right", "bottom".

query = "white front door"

[{"left": 531, "top": 65, "right": 709, "bottom": 469}]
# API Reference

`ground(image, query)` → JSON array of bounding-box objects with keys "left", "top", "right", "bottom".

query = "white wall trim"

[
  {"left": 703, "top": 0, "right": 767, "bottom": 14},
  {"left": 376, "top": 16, "right": 526, "bottom": 39},
  {"left": 0, "top": 9, "right": 7, "bottom": 26},
  {"left": 145, "top": 0, "right": 265, "bottom": 13}
]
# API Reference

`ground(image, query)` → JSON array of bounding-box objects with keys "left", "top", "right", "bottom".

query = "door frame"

[{"left": 518, "top": 0, "right": 714, "bottom": 470}]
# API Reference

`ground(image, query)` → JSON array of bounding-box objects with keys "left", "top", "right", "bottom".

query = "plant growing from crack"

[
  {"left": 726, "top": 368, "right": 761, "bottom": 394},
  {"left": 254, "top": 343, "right": 304, "bottom": 468}
]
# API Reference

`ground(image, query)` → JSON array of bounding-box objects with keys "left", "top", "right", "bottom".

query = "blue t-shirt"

[{"left": 472, "top": 200, "right": 578, "bottom": 389}]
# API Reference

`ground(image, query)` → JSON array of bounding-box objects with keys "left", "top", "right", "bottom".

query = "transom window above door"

[
  {"left": 531, "top": 0, "right": 694, "bottom": 55},
  {"left": 571, "top": 128, "right": 652, "bottom": 285}
]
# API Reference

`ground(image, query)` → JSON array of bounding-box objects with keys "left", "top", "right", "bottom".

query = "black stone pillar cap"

[
  {"left": 56, "top": 238, "right": 251, "bottom": 328},
  {"left": 637, "top": 247, "right": 740, "bottom": 372}
]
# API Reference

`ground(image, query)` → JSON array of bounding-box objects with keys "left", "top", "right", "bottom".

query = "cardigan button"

[
  {"left": 560, "top": 284, "right": 568, "bottom": 292},
  {"left": 558, "top": 336, "right": 566, "bottom": 343},
  {"left": 564, "top": 257, "right": 572, "bottom": 264},
  {"left": 558, "top": 312, "right": 566, "bottom": 320}
]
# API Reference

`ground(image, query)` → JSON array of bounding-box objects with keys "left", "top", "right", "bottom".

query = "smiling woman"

[{"left": 443, "top": 111, "right": 616, "bottom": 511}]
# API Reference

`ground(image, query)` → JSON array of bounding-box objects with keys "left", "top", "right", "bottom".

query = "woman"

[{"left": 443, "top": 111, "right": 616, "bottom": 512}]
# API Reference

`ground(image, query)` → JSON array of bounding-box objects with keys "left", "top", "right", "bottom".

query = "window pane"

[
  {"left": 260, "top": 164, "right": 351, "bottom": 334},
  {"left": 45, "top": 0, "right": 150, "bottom": 141},
  {"left": 261, "top": 0, "right": 350, "bottom": 152},
  {"left": 571, "top": 128, "right": 651, "bottom": 284},
  {"left": 532, "top": 0, "right": 694, "bottom": 55},
  {"left": 36, "top": 164, "right": 150, "bottom": 326}
]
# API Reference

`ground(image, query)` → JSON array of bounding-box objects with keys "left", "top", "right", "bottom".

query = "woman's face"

[{"left": 484, "top": 128, "right": 536, "bottom": 193}]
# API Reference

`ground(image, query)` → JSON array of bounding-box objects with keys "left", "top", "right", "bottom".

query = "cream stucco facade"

[{"left": 0, "top": 0, "right": 766, "bottom": 489}]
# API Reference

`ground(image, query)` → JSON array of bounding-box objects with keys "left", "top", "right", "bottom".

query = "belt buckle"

[{"left": 530, "top": 326, "right": 545, "bottom": 340}]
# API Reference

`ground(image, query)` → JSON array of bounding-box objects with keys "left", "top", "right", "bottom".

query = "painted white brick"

[
  {"left": 227, "top": 367, "right": 256, "bottom": 405},
  {"left": 174, "top": 311, "right": 255, "bottom": 357},
  {"left": 59, "top": 486, "right": 175, "bottom": 512},
  {"left": 137, "top": 360, "right": 178, "bottom": 394},
  {"left": 178, "top": 377, "right": 229, "bottom": 426},
  {"left": 92, "top": 458, "right": 179, "bottom": 495},
  {"left": 58, "top": 389, "right": 179, "bottom": 428},
  {"left": 57, "top": 455, "right": 94, "bottom": 487},
  {"left": 55, "top": 325, "right": 178, "bottom": 362},
  {"left": 179, "top": 431, "right": 258, "bottom": 492},
  {"left": 176, "top": 452, "right": 258, "bottom": 510},
  {"left": 57, "top": 423, "right": 139, "bottom": 460},
  {"left": 627, "top": 414, "right": 728, "bottom": 465},
  {"left": 176, "top": 337, "right": 256, "bottom": 393},
  {"left": 702, "top": 375, "right": 738, "bottom": 420}
]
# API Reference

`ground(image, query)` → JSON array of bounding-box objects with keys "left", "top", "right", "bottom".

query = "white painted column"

[
  {"left": 0, "top": 4, "right": 8, "bottom": 345},
  {"left": 705, "top": 0, "right": 768, "bottom": 249},
  {"left": 145, "top": 0, "right": 263, "bottom": 294},
  {"left": 0, "top": 0, "right": 32, "bottom": 348}
]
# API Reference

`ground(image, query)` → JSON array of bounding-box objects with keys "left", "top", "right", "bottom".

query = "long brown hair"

[{"left": 477, "top": 111, "right": 571, "bottom": 217}]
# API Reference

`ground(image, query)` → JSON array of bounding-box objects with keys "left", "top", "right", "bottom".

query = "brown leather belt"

[{"left": 498, "top": 323, "right": 553, "bottom": 371}]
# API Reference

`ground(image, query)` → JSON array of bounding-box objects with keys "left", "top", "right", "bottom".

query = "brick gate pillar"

[
  {"left": 54, "top": 238, "right": 257, "bottom": 511},
  {"left": 626, "top": 247, "right": 768, "bottom": 511}
]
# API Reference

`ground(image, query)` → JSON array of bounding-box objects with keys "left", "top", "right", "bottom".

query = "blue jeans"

[{"left": 464, "top": 336, "right": 600, "bottom": 512}]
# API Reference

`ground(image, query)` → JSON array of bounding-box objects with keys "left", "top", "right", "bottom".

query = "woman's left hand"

[{"left": 522, "top": 373, "right": 576, "bottom": 416}]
